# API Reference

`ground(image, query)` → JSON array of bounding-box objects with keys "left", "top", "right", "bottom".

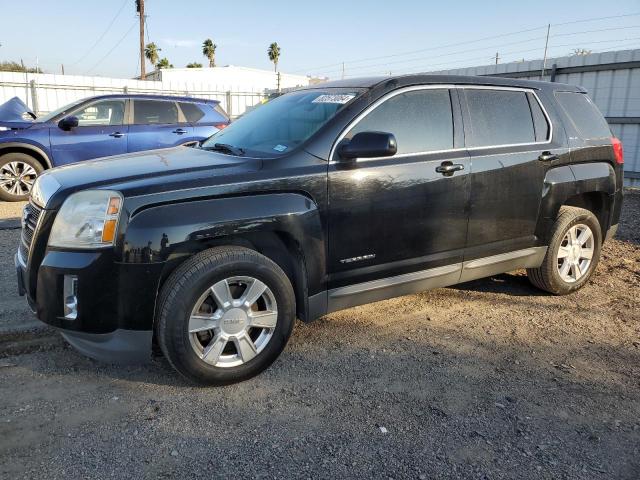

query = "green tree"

[
  {"left": 186, "top": 62, "right": 203, "bottom": 68},
  {"left": 144, "top": 43, "right": 161, "bottom": 70},
  {"left": 202, "top": 39, "right": 217, "bottom": 67},
  {"left": 267, "top": 42, "right": 280, "bottom": 72},
  {"left": 156, "top": 58, "right": 173, "bottom": 69},
  {"left": 0, "top": 61, "right": 42, "bottom": 73}
]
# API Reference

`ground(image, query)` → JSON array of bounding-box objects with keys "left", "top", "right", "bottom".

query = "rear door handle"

[
  {"left": 109, "top": 132, "right": 125, "bottom": 138},
  {"left": 538, "top": 151, "right": 559, "bottom": 162},
  {"left": 172, "top": 128, "right": 187, "bottom": 135},
  {"left": 436, "top": 162, "right": 465, "bottom": 176}
]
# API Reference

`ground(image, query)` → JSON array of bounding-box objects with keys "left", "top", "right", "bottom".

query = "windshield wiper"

[{"left": 205, "top": 143, "right": 245, "bottom": 156}]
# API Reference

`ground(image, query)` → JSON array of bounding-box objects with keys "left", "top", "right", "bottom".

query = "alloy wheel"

[
  {"left": 0, "top": 161, "right": 37, "bottom": 197},
  {"left": 188, "top": 276, "right": 278, "bottom": 368},
  {"left": 556, "top": 224, "right": 595, "bottom": 283}
]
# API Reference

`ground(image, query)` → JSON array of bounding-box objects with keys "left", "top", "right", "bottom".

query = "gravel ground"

[{"left": 0, "top": 192, "right": 639, "bottom": 479}]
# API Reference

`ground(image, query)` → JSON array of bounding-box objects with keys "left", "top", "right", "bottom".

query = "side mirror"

[
  {"left": 338, "top": 131, "right": 397, "bottom": 160},
  {"left": 58, "top": 115, "right": 79, "bottom": 131}
]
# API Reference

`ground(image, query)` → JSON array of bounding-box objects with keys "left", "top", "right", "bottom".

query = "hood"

[
  {"left": 0, "top": 97, "right": 36, "bottom": 128},
  {"left": 40, "top": 146, "right": 263, "bottom": 209}
]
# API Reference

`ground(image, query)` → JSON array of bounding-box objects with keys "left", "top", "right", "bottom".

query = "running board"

[
  {"left": 322, "top": 246, "right": 547, "bottom": 318},
  {"left": 327, "top": 263, "right": 462, "bottom": 313},
  {"left": 459, "top": 247, "right": 547, "bottom": 283}
]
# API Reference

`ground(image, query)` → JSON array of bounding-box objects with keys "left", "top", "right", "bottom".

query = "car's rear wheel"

[
  {"left": 156, "top": 246, "right": 295, "bottom": 385},
  {"left": 0, "top": 152, "right": 43, "bottom": 202},
  {"left": 527, "top": 206, "right": 602, "bottom": 295}
]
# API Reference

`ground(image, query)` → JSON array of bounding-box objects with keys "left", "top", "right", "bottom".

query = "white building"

[{"left": 145, "top": 65, "right": 310, "bottom": 92}]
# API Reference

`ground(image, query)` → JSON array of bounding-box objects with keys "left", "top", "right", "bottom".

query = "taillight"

[
  {"left": 612, "top": 137, "right": 624, "bottom": 165},
  {"left": 214, "top": 122, "right": 228, "bottom": 130}
]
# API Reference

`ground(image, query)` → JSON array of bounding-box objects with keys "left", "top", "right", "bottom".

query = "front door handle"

[
  {"left": 172, "top": 128, "right": 187, "bottom": 135},
  {"left": 109, "top": 131, "right": 126, "bottom": 138},
  {"left": 538, "top": 151, "right": 559, "bottom": 162},
  {"left": 436, "top": 162, "right": 465, "bottom": 176}
]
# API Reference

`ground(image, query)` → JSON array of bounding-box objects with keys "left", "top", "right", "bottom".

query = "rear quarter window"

[
  {"left": 180, "top": 102, "right": 228, "bottom": 124},
  {"left": 555, "top": 92, "right": 611, "bottom": 139},
  {"left": 179, "top": 102, "right": 205, "bottom": 123}
]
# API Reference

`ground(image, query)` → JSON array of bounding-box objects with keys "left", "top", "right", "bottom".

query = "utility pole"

[
  {"left": 61, "top": 64, "right": 65, "bottom": 75},
  {"left": 341, "top": 62, "right": 345, "bottom": 80},
  {"left": 541, "top": 23, "right": 550, "bottom": 79},
  {"left": 136, "top": 0, "right": 145, "bottom": 79},
  {"left": 495, "top": 52, "right": 500, "bottom": 65}
]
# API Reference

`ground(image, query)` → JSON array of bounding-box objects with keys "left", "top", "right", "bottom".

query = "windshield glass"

[
  {"left": 35, "top": 98, "right": 88, "bottom": 123},
  {"left": 201, "top": 89, "right": 362, "bottom": 157}
]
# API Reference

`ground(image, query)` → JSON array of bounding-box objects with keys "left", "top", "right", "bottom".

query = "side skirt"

[{"left": 309, "top": 246, "right": 547, "bottom": 321}]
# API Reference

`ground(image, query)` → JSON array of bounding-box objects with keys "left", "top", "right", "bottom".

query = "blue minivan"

[{"left": 0, "top": 94, "right": 229, "bottom": 201}]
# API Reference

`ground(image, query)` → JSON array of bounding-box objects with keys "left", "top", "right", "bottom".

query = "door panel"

[
  {"left": 460, "top": 87, "right": 568, "bottom": 260},
  {"left": 327, "top": 87, "right": 470, "bottom": 289},
  {"left": 127, "top": 100, "right": 193, "bottom": 153},
  {"left": 49, "top": 99, "right": 128, "bottom": 165},
  {"left": 328, "top": 152, "right": 470, "bottom": 289}
]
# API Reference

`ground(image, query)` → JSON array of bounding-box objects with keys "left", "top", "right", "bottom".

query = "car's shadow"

[{"left": 448, "top": 271, "right": 548, "bottom": 297}]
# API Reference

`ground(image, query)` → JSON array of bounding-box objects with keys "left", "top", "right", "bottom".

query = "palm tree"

[
  {"left": 144, "top": 43, "right": 161, "bottom": 70},
  {"left": 186, "top": 62, "right": 202, "bottom": 68},
  {"left": 268, "top": 42, "right": 280, "bottom": 72},
  {"left": 156, "top": 58, "right": 173, "bottom": 69},
  {"left": 202, "top": 39, "right": 217, "bottom": 67}
]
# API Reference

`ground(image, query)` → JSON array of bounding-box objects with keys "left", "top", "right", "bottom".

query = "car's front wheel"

[
  {"left": 0, "top": 152, "right": 43, "bottom": 202},
  {"left": 156, "top": 246, "right": 295, "bottom": 385}
]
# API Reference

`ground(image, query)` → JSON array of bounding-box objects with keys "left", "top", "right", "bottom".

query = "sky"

[{"left": 1, "top": 0, "right": 639, "bottom": 79}]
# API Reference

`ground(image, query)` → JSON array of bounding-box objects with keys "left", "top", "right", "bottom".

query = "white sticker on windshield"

[
  {"left": 273, "top": 144, "right": 288, "bottom": 152},
  {"left": 312, "top": 94, "right": 355, "bottom": 104}
]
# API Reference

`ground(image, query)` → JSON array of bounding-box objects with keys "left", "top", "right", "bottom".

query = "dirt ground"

[{"left": 0, "top": 192, "right": 638, "bottom": 479}]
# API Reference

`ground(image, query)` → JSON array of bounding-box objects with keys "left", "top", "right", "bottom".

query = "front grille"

[{"left": 19, "top": 202, "right": 43, "bottom": 262}]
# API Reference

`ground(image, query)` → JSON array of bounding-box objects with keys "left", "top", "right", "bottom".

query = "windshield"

[
  {"left": 35, "top": 98, "right": 88, "bottom": 123},
  {"left": 201, "top": 89, "right": 363, "bottom": 157}
]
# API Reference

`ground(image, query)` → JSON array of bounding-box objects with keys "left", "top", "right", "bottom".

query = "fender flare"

[
  {"left": 0, "top": 141, "right": 53, "bottom": 168},
  {"left": 121, "top": 192, "right": 326, "bottom": 320},
  {"left": 536, "top": 162, "right": 616, "bottom": 240}
]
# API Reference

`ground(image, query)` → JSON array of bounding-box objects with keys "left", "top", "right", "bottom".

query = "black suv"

[{"left": 15, "top": 75, "right": 624, "bottom": 385}]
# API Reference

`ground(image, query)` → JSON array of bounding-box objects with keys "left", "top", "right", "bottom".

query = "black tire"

[
  {"left": 156, "top": 246, "right": 296, "bottom": 386},
  {"left": 527, "top": 206, "right": 602, "bottom": 295},
  {"left": 0, "top": 152, "right": 43, "bottom": 202}
]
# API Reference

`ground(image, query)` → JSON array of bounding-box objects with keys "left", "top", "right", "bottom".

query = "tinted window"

[
  {"left": 74, "top": 100, "right": 125, "bottom": 126},
  {"left": 134, "top": 100, "right": 178, "bottom": 124},
  {"left": 527, "top": 92, "right": 550, "bottom": 142},
  {"left": 179, "top": 102, "right": 205, "bottom": 123},
  {"left": 346, "top": 89, "right": 453, "bottom": 154},
  {"left": 465, "top": 90, "right": 535, "bottom": 147},
  {"left": 555, "top": 92, "right": 611, "bottom": 139},
  {"left": 202, "top": 89, "right": 361, "bottom": 157}
]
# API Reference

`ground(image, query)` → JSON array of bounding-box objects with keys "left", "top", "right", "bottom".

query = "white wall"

[
  {"left": 0, "top": 66, "right": 309, "bottom": 118},
  {"left": 147, "top": 65, "right": 310, "bottom": 91}
]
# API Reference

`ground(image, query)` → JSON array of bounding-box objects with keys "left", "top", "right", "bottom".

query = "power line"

[
  {"left": 297, "top": 12, "right": 640, "bottom": 76},
  {"left": 85, "top": 21, "right": 137, "bottom": 74},
  {"left": 340, "top": 37, "right": 640, "bottom": 78},
  {"left": 551, "top": 24, "right": 640, "bottom": 38},
  {"left": 313, "top": 26, "right": 640, "bottom": 78},
  {"left": 71, "top": 0, "right": 129, "bottom": 66}
]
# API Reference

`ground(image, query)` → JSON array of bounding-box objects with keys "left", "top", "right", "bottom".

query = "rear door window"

[
  {"left": 555, "top": 91, "right": 611, "bottom": 139},
  {"left": 465, "top": 89, "right": 536, "bottom": 147},
  {"left": 345, "top": 89, "right": 454, "bottom": 155},
  {"left": 133, "top": 100, "right": 178, "bottom": 124}
]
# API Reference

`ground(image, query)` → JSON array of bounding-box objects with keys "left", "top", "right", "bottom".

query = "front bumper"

[{"left": 16, "top": 246, "right": 162, "bottom": 363}]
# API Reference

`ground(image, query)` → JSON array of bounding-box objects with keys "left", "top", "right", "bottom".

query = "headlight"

[
  {"left": 48, "top": 190, "right": 123, "bottom": 249},
  {"left": 0, "top": 126, "right": 9, "bottom": 131}
]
